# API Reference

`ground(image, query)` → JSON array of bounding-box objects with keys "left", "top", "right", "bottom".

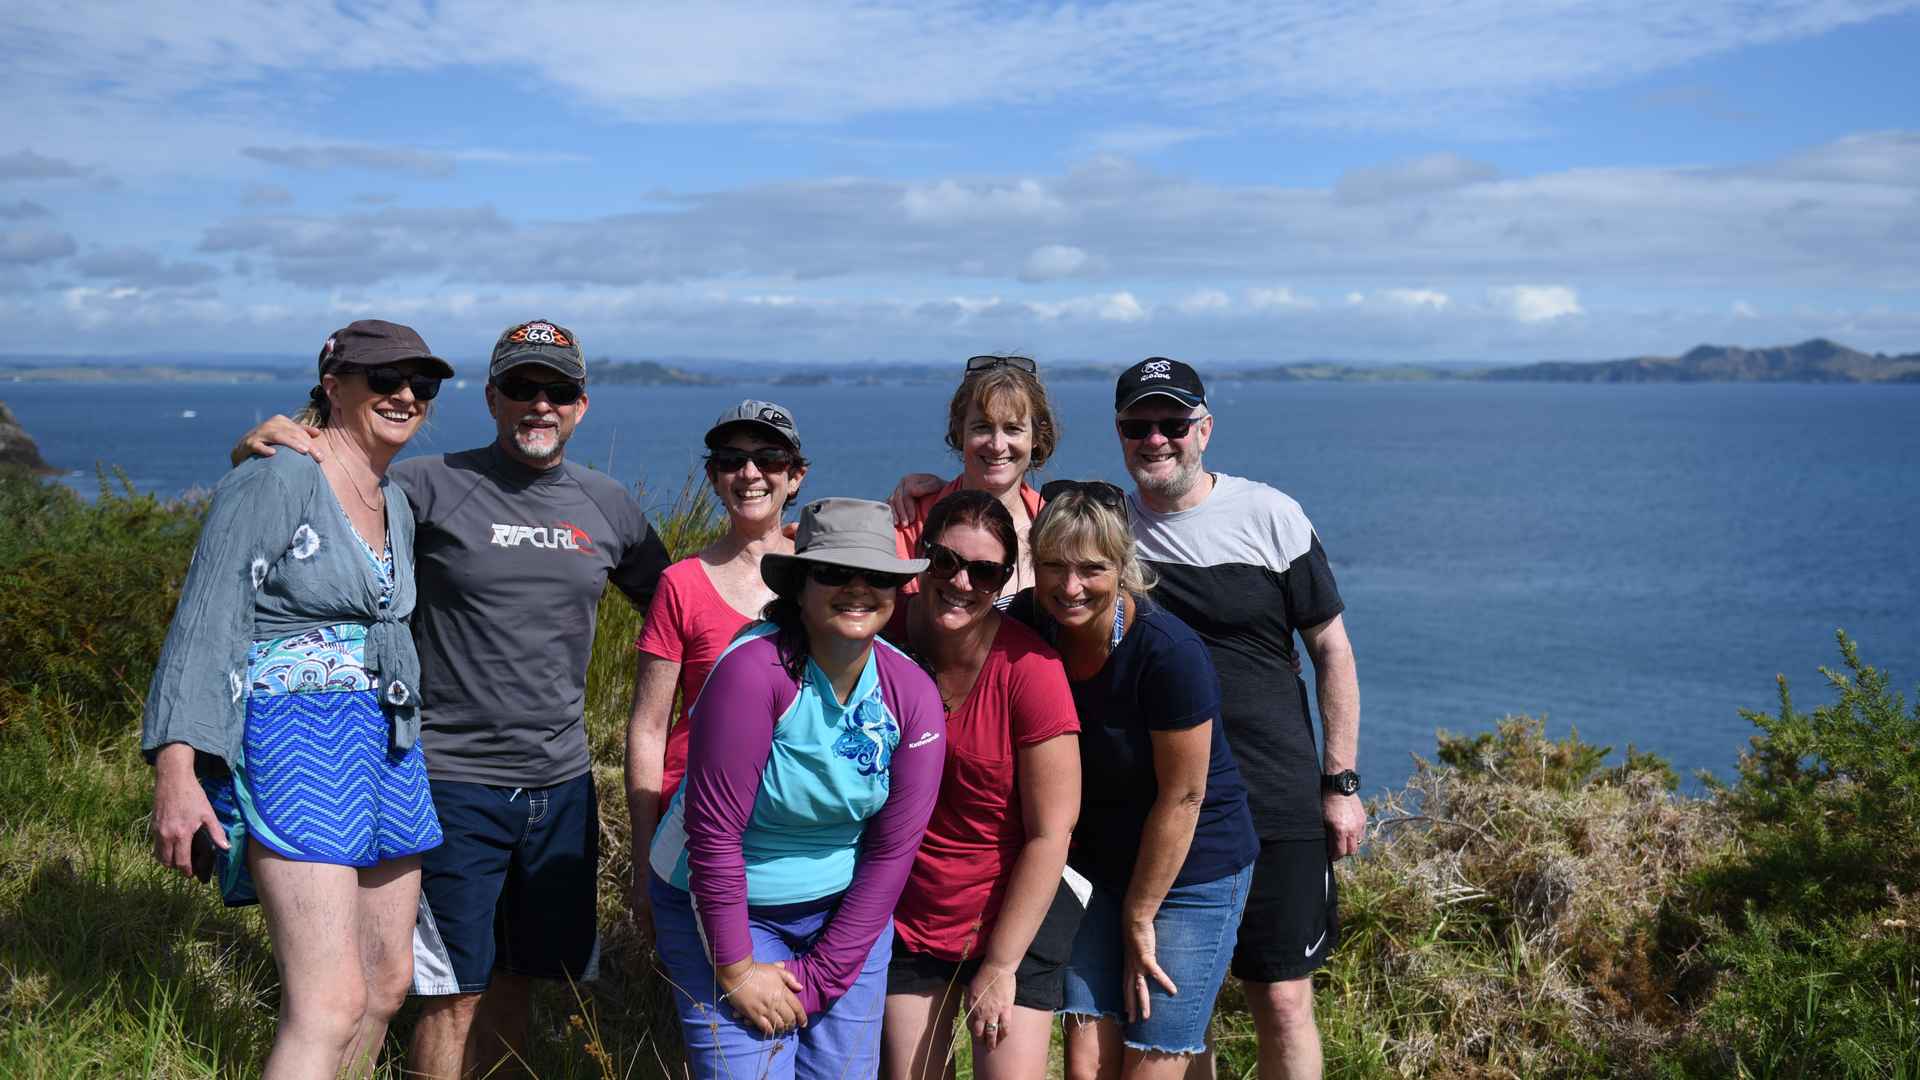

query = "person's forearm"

[
  {"left": 624, "top": 725, "right": 666, "bottom": 849},
  {"left": 1315, "top": 643, "right": 1360, "bottom": 772},
  {"left": 1121, "top": 793, "right": 1202, "bottom": 926},
  {"left": 978, "top": 832, "right": 1071, "bottom": 969}
]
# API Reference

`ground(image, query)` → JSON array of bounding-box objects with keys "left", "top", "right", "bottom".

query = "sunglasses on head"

[
  {"left": 493, "top": 375, "right": 585, "bottom": 405},
  {"left": 924, "top": 541, "right": 1013, "bottom": 593},
  {"left": 1116, "top": 416, "right": 1200, "bottom": 441},
  {"left": 965, "top": 355, "right": 1038, "bottom": 375},
  {"left": 806, "top": 564, "right": 911, "bottom": 590},
  {"left": 1040, "top": 479, "right": 1128, "bottom": 513},
  {"left": 348, "top": 365, "right": 443, "bottom": 401},
  {"left": 708, "top": 446, "right": 798, "bottom": 475}
]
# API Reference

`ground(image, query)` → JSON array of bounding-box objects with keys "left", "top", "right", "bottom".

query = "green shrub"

[
  {"left": 1660, "top": 633, "right": 1920, "bottom": 1078},
  {"left": 0, "top": 468, "right": 204, "bottom": 744}
]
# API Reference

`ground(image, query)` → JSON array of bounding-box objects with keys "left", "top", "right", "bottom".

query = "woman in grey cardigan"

[{"left": 144, "top": 320, "right": 451, "bottom": 1080}]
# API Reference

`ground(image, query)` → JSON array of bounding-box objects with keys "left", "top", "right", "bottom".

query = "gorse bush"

[
  {"left": 0, "top": 467, "right": 204, "bottom": 743},
  {"left": 1659, "top": 632, "right": 1920, "bottom": 1079}
]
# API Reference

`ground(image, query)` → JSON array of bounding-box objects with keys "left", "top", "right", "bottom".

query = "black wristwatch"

[{"left": 1321, "top": 770, "right": 1360, "bottom": 796}]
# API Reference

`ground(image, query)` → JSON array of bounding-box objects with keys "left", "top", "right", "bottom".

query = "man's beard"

[
  {"left": 1130, "top": 451, "right": 1202, "bottom": 503},
  {"left": 513, "top": 426, "right": 567, "bottom": 461}
]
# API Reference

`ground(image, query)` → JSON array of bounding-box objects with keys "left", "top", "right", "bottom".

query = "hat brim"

[
  {"left": 1116, "top": 386, "right": 1204, "bottom": 412},
  {"left": 491, "top": 350, "right": 586, "bottom": 383},
  {"left": 330, "top": 347, "right": 455, "bottom": 380},
  {"left": 706, "top": 419, "right": 800, "bottom": 451},
  {"left": 762, "top": 549, "right": 929, "bottom": 593}
]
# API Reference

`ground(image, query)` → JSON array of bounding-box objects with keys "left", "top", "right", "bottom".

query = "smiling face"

[
  {"left": 1118, "top": 398, "right": 1212, "bottom": 506},
  {"left": 960, "top": 392, "right": 1034, "bottom": 493},
  {"left": 798, "top": 568, "right": 897, "bottom": 646},
  {"left": 1034, "top": 541, "right": 1119, "bottom": 633},
  {"left": 921, "top": 521, "right": 1008, "bottom": 632},
  {"left": 708, "top": 430, "right": 805, "bottom": 531},
  {"left": 485, "top": 364, "right": 588, "bottom": 468},
  {"left": 322, "top": 360, "right": 432, "bottom": 454}
]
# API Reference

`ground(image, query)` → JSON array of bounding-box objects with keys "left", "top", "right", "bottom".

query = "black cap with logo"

[
  {"left": 1114, "top": 357, "right": 1207, "bottom": 412},
  {"left": 317, "top": 319, "right": 453, "bottom": 380},
  {"left": 490, "top": 319, "right": 586, "bottom": 383}
]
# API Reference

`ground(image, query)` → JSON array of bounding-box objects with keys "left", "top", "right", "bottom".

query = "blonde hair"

[
  {"left": 945, "top": 365, "right": 1059, "bottom": 469},
  {"left": 1029, "top": 489, "right": 1156, "bottom": 600}
]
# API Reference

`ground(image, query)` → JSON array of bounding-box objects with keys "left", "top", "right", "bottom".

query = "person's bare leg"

[
  {"left": 340, "top": 856, "right": 421, "bottom": 1078},
  {"left": 1123, "top": 1047, "right": 1210, "bottom": 1080},
  {"left": 470, "top": 970, "right": 534, "bottom": 1077},
  {"left": 1063, "top": 1015, "right": 1124, "bottom": 1080},
  {"left": 251, "top": 849, "right": 369, "bottom": 1080},
  {"left": 408, "top": 992, "right": 483, "bottom": 1079},
  {"left": 971, "top": 1004, "right": 1054, "bottom": 1080},
  {"left": 1243, "top": 978, "right": 1320, "bottom": 1080},
  {"left": 882, "top": 989, "right": 958, "bottom": 1080},
  {"left": 1181, "top": 1024, "right": 1218, "bottom": 1079}
]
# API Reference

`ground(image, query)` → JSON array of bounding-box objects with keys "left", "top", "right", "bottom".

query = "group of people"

[{"left": 141, "top": 318, "right": 1363, "bottom": 1080}]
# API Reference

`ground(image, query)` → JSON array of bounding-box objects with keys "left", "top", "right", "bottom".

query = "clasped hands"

[{"left": 716, "top": 957, "right": 807, "bottom": 1037}]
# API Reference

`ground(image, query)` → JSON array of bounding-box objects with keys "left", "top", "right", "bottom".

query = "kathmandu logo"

[
  {"left": 489, "top": 520, "right": 596, "bottom": 555},
  {"left": 1140, "top": 359, "right": 1173, "bottom": 380}
]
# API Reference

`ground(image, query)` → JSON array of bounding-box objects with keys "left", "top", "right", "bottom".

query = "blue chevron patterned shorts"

[{"left": 201, "top": 689, "right": 442, "bottom": 906}]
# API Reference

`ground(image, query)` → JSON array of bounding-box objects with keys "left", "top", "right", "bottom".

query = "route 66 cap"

[{"left": 489, "top": 319, "right": 586, "bottom": 382}]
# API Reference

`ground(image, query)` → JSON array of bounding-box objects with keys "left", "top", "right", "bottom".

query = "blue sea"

[{"left": 8, "top": 377, "right": 1917, "bottom": 796}]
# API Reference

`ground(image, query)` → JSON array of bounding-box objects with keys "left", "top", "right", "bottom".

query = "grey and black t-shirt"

[
  {"left": 1128, "top": 473, "right": 1345, "bottom": 842},
  {"left": 390, "top": 443, "right": 671, "bottom": 787}
]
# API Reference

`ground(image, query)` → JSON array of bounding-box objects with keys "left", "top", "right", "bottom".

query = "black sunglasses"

[
  {"left": 806, "top": 564, "right": 911, "bottom": 590},
  {"left": 349, "top": 365, "right": 443, "bottom": 401},
  {"left": 923, "top": 541, "right": 1013, "bottom": 593},
  {"left": 965, "top": 355, "right": 1038, "bottom": 375},
  {"left": 493, "top": 375, "right": 585, "bottom": 405},
  {"left": 708, "top": 446, "right": 798, "bottom": 475},
  {"left": 1039, "top": 479, "right": 1128, "bottom": 513},
  {"left": 1116, "top": 416, "right": 1200, "bottom": 441}
]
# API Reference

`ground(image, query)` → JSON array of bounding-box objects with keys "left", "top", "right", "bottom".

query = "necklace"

[{"left": 324, "top": 433, "right": 386, "bottom": 513}]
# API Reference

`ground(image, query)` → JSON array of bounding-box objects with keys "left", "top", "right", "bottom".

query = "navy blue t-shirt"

[{"left": 1008, "top": 592, "right": 1258, "bottom": 893}]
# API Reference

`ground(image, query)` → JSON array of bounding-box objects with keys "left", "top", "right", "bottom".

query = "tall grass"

[{"left": 2, "top": 464, "right": 1915, "bottom": 1078}]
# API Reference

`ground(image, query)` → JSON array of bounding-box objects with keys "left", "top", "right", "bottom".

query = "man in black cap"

[
  {"left": 233, "top": 319, "right": 671, "bottom": 1079},
  {"left": 1112, "top": 357, "right": 1362, "bottom": 1080}
]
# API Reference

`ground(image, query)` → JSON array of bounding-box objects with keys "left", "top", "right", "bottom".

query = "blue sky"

[{"left": 3, "top": 1, "right": 1918, "bottom": 365}]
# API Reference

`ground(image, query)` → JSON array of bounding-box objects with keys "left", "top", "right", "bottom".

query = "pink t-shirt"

[
  {"left": 635, "top": 557, "right": 756, "bottom": 812},
  {"left": 892, "top": 615, "right": 1079, "bottom": 960},
  {"left": 893, "top": 476, "right": 1044, "bottom": 597}
]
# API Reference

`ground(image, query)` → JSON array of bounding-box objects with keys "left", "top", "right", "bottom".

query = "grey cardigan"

[{"left": 141, "top": 450, "right": 423, "bottom": 766}]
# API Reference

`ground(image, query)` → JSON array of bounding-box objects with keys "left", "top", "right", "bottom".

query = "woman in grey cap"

[
  {"left": 645, "top": 498, "right": 946, "bottom": 1078},
  {"left": 625, "top": 400, "right": 807, "bottom": 936},
  {"left": 141, "top": 320, "right": 451, "bottom": 1078}
]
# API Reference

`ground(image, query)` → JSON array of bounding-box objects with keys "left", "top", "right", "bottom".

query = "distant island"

[{"left": 4, "top": 338, "right": 1918, "bottom": 386}]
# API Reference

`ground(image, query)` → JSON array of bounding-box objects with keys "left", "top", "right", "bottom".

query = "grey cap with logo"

[
  {"left": 704, "top": 399, "right": 803, "bottom": 451},
  {"left": 489, "top": 319, "right": 586, "bottom": 382}
]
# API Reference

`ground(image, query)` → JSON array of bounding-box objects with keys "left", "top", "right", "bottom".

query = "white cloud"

[
  {"left": 1380, "top": 288, "right": 1452, "bottom": 311},
  {"left": 1491, "top": 284, "right": 1582, "bottom": 322},
  {"left": 901, "top": 179, "right": 1066, "bottom": 225},
  {"left": 1335, "top": 152, "right": 1499, "bottom": 203},
  {"left": 242, "top": 144, "right": 457, "bottom": 177},
  {"left": 1021, "top": 244, "right": 1091, "bottom": 282},
  {"left": 0, "top": 227, "right": 76, "bottom": 264},
  {"left": 1178, "top": 289, "right": 1232, "bottom": 313},
  {"left": 1732, "top": 300, "right": 1758, "bottom": 318},
  {"left": 1246, "top": 286, "right": 1315, "bottom": 310},
  {"left": 1028, "top": 291, "right": 1148, "bottom": 322}
]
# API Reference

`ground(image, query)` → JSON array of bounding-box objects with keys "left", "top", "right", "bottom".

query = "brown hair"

[
  {"left": 944, "top": 365, "right": 1058, "bottom": 470},
  {"left": 921, "top": 489, "right": 1017, "bottom": 570}
]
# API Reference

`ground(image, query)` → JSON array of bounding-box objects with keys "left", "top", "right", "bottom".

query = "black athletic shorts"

[
  {"left": 1230, "top": 837, "right": 1339, "bottom": 983},
  {"left": 888, "top": 876, "right": 1085, "bottom": 1011}
]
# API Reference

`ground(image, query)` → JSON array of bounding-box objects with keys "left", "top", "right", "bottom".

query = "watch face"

[{"left": 1326, "top": 770, "right": 1360, "bottom": 795}]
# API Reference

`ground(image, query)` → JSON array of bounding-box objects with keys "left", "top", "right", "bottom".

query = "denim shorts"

[{"left": 1060, "top": 862, "right": 1253, "bottom": 1054}]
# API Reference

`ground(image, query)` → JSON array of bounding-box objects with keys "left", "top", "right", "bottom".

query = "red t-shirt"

[
  {"left": 893, "top": 615, "right": 1080, "bottom": 960},
  {"left": 635, "top": 558, "right": 756, "bottom": 813}
]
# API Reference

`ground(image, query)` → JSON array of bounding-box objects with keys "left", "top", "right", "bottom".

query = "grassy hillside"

[{"left": 2, "top": 466, "right": 1915, "bottom": 1078}]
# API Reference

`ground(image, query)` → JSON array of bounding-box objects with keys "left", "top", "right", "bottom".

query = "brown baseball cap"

[{"left": 317, "top": 320, "right": 453, "bottom": 380}]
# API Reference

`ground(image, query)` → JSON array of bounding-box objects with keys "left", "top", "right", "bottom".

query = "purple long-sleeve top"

[{"left": 647, "top": 623, "right": 945, "bottom": 1014}]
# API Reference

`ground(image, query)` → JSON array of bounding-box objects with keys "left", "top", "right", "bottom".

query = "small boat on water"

[{"left": 180, "top": 409, "right": 198, "bottom": 419}]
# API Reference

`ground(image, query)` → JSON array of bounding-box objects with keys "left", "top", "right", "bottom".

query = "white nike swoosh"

[{"left": 1304, "top": 929, "right": 1327, "bottom": 957}]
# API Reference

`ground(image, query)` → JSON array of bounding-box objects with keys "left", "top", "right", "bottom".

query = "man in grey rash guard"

[{"left": 234, "top": 320, "right": 671, "bottom": 1080}]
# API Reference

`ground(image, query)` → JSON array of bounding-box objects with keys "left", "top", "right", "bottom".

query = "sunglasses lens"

[
  {"left": 808, "top": 565, "right": 853, "bottom": 586},
  {"left": 496, "top": 377, "right": 582, "bottom": 404},
  {"left": 362, "top": 368, "right": 403, "bottom": 394},
  {"left": 410, "top": 375, "right": 442, "bottom": 401}
]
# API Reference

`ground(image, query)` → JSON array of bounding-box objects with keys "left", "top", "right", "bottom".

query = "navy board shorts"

[{"left": 410, "top": 771, "right": 600, "bottom": 995}]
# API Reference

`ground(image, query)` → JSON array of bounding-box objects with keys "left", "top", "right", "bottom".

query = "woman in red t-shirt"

[
  {"left": 893, "top": 356, "right": 1059, "bottom": 608},
  {"left": 624, "top": 400, "right": 807, "bottom": 936},
  {"left": 881, "top": 489, "right": 1083, "bottom": 1080}
]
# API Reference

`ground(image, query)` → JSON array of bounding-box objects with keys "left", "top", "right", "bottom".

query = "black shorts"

[
  {"left": 410, "top": 772, "right": 601, "bottom": 995},
  {"left": 888, "top": 876, "right": 1085, "bottom": 1012},
  {"left": 1230, "top": 837, "right": 1339, "bottom": 983}
]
